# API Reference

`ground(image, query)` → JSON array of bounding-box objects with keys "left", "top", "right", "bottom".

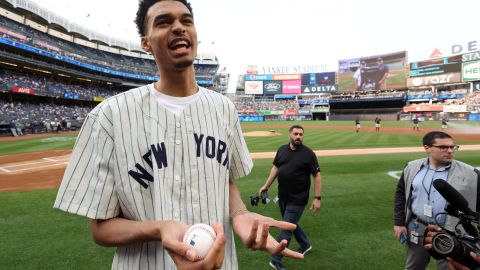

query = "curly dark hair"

[{"left": 135, "top": 0, "right": 194, "bottom": 37}]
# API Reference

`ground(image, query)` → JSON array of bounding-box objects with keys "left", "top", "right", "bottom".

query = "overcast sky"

[{"left": 29, "top": 0, "right": 480, "bottom": 91}]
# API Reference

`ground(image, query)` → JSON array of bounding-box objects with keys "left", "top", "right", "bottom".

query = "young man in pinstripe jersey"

[{"left": 54, "top": 1, "right": 303, "bottom": 269}]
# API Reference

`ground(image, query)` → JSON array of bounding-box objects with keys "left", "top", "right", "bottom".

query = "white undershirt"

[{"left": 148, "top": 83, "right": 201, "bottom": 116}]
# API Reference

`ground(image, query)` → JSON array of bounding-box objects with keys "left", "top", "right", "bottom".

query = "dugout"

[
  {"left": 311, "top": 104, "right": 329, "bottom": 120},
  {"left": 329, "top": 95, "right": 406, "bottom": 121}
]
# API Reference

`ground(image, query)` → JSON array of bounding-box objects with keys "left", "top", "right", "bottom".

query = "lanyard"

[{"left": 421, "top": 166, "right": 436, "bottom": 200}]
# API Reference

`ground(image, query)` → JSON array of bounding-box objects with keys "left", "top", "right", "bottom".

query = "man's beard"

[
  {"left": 291, "top": 139, "right": 302, "bottom": 145},
  {"left": 174, "top": 59, "right": 194, "bottom": 69}
]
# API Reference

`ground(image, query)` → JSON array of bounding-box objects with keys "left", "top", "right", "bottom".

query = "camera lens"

[
  {"left": 261, "top": 191, "right": 270, "bottom": 204},
  {"left": 250, "top": 195, "right": 259, "bottom": 206},
  {"left": 432, "top": 233, "right": 455, "bottom": 255}
]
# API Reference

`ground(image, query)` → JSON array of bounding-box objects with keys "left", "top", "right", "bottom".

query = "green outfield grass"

[
  {"left": 1, "top": 122, "right": 479, "bottom": 269},
  {"left": 1, "top": 121, "right": 478, "bottom": 155},
  {"left": 0, "top": 133, "right": 78, "bottom": 155},
  {"left": 241, "top": 121, "right": 479, "bottom": 152},
  {"left": 1, "top": 151, "right": 479, "bottom": 269}
]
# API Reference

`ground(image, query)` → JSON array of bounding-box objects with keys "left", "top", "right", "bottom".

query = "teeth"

[{"left": 172, "top": 40, "right": 188, "bottom": 47}]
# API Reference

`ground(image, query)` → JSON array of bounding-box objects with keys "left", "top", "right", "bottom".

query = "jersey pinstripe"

[{"left": 54, "top": 85, "right": 253, "bottom": 270}]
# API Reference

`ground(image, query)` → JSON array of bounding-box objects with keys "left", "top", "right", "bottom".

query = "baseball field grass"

[{"left": 0, "top": 120, "right": 479, "bottom": 269}]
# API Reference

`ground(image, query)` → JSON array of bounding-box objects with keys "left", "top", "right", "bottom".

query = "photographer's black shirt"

[{"left": 273, "top": 143, "right": 320, "bottom": 205}]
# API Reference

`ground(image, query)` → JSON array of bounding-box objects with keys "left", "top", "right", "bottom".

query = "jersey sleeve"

[
  {"left": 54, "top": 106, "right": 119, "bottom": 220},
  {"left": 228, "top": 110, "right": 253, "bottom": 180}
]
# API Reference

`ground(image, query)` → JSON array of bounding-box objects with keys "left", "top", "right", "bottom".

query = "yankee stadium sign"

[{"left": 259, "top": 65, "right": 328, "bottom": 74}]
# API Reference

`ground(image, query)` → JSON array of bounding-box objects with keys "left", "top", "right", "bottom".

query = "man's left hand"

[
  {"left": 231, "top": 211, "right": 304, "bottom": 259},
  {"left": 310, "top": 199, "right": 321, "bottom": 214}
]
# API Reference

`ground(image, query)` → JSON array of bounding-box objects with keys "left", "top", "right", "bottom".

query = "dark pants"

[{"left": 271, "top": 200, "right": 310, "bottom": 263}]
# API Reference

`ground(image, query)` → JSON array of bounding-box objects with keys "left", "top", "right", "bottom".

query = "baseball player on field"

[{"left": 53, "top": 1, "right": 302, "bottom": 269}]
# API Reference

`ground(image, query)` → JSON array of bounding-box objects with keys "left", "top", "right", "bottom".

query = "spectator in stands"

[
  {"left": 15, "top": 120, "right": 23, "bottom": 136},
  {"left": 51, "top": 118, "right": 59, "bottom": 133},
  {"left": 44, "top": 119, "right": 51, "bottom": 133},
  {"left": 9, "top": 120, "right": 18, "bottom": 136},
  {"left": 375, "top": 57, "right": 389, "bottom": 90}
]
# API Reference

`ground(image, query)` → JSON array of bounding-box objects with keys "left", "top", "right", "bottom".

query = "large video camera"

[{"left": 430, "top": 179, "right": 480, "bottom": 269}]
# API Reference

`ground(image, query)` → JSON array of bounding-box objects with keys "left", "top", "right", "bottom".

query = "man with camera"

[
  {"left": 259, "top": 125, "right": 322, "bottom": 270},
  {"left": 394, "top": 131, "right": 480, "bottom": 270}
]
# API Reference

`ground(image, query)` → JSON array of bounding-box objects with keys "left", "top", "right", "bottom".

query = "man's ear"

[
  {"left": 141, "top": 36, "right": 151, "bottom": 53},
  {"left": 424, "top": 145, "right": 430, "bottom": 152}
]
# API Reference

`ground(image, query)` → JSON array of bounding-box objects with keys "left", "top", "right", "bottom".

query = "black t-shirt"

[{"left": 273, "top": 144, "right": 320, "bottom": 205}]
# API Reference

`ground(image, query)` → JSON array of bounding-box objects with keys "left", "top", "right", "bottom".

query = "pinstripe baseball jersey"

[{"left": 54, "top": 85, "right": 253, "bottom": 270}]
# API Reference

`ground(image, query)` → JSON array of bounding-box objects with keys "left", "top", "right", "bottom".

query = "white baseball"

[{"left": 183, "top": 223, "right": 216, "bottom": 260}]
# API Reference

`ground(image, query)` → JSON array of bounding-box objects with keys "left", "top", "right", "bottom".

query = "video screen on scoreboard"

[
  {"left": 338, "top": 51, "right": 407, "bottom": 92},
  {"left": 410, "top": 55, "right": 462, "bottom": 77}
]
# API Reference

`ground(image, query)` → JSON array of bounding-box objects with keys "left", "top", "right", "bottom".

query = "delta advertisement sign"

[
  {"left": 301, "top": 85, "right": 339, "bottom": 93},
  {"left": 462, "top": 60, "right": 480, "bottom": 81}
]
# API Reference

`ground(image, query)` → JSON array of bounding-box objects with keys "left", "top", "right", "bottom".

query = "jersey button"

[
  {"left": 175, "top": 140, "right": 181, "bottom": 145},
  {"left": 175, "top": 175, "right": 180, "bottom": 181},
  {"left": 176, "top": 123, "right": 181, "bottom": 128}
]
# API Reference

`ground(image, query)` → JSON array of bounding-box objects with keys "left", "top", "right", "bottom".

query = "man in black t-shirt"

[{"left": 259, "top": 125, "right": 323, "bottom": 270}]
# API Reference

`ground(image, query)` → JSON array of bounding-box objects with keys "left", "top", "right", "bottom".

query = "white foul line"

[
  {"left": 1, "top": 157, "right": 70, "bottom": 169},
  {"left": 3, "top": 162, "right": 69, "bottom": 173},
  {"left": 43, "top": 157, "right": 59, "bottom": 162}
]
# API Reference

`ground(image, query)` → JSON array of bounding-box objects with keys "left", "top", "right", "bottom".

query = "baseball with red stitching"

[{"left": 183, "top": 223, "right": 217, "bottom": 260}]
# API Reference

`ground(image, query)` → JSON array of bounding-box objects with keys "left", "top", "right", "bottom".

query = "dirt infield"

[{"left": 1, "top": 127, "right": 479, "bottom": 192}]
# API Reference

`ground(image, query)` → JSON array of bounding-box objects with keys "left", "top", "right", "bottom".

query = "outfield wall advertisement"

[{"left": 338, "top": 51, "right": 407, "bottom": 92}]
